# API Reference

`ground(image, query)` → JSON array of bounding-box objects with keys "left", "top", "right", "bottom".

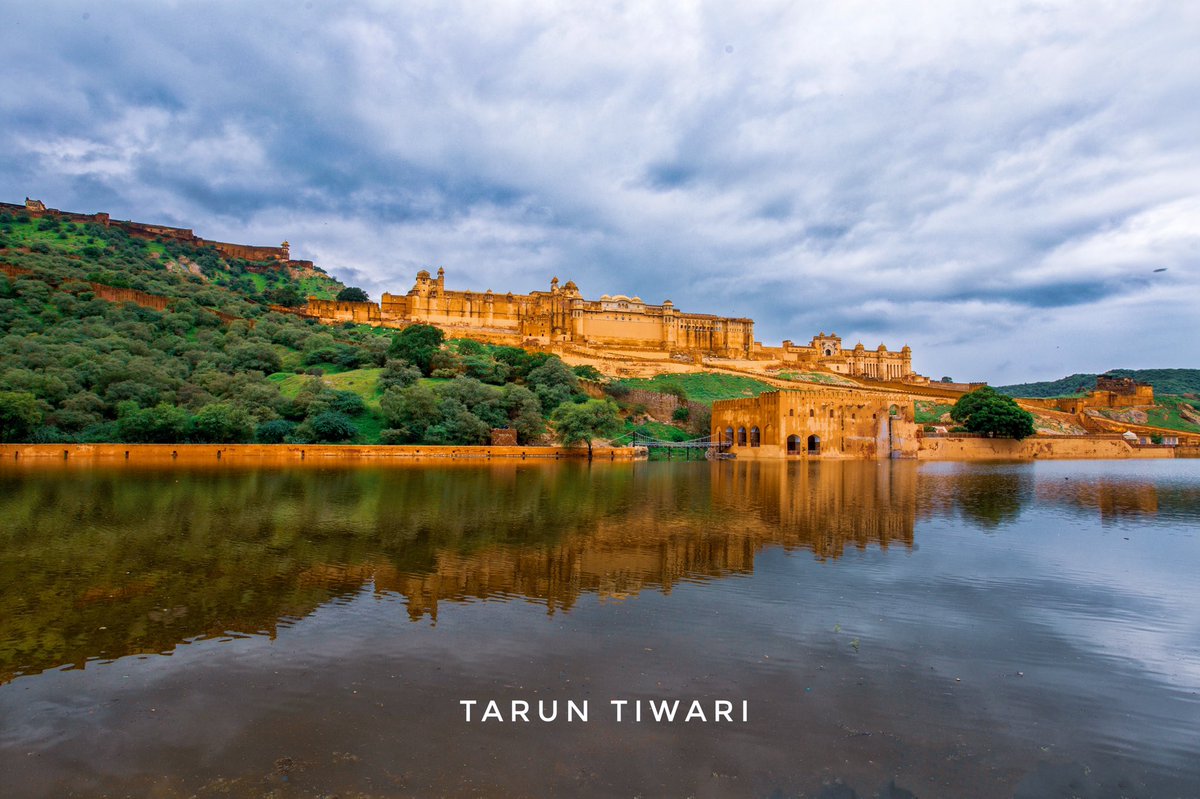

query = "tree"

[
  {"left": 378, "top": 359, "right": 422, "bottom": 391},
  {"left": 116, "top": 403, "right": 192, "bottom": 443},
  {"left": 193, "top": 403, "right": 255, "bottom": 443},
  {"left": 527, "top": 356, "right": 579, "bottom": 412},
  {"left": 0, "top": 391, "right": 43, "bottom": 442},
  {"left": 263, "top": 286, "right": 304, "bottom": 307},
  {"left": 229, "top": 342, "right": 282, "bottom": 374},
  {"left": 379, "top": 383, "right": 441, "bottom": 442},
  {"left": 950, "top": 387, "right": 1036, "bottom": 439},
  {"left": 425, "top": 398, "right": 490, "bottom": 445},
  {"left": 300, "top": 411, "right": 357, "bottom": 443},
  {"left": 389, "top": 324, "right": 445, "bottom": 375},
  {"left": 551, "top": 398, "right": 621, "bottom": 459},
  {"left": 255, "top": 419, "right": 297, "bottom": 443},
  {"left": 336, "top": 286, "right": 370, "bottom": 303}
]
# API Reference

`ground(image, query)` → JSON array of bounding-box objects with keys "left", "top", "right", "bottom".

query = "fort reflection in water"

[{"left": 0, "top": 460, "right": 1188, "bottom": 684}]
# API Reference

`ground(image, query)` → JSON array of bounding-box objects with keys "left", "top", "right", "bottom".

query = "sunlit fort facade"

[{"left": 307, "top": 268, "right": 917, "bottom": 381}]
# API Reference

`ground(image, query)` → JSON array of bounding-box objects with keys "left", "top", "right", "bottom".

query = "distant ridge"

[{"left": 997, "top": 369, "right": 1200, "bottom": 398}]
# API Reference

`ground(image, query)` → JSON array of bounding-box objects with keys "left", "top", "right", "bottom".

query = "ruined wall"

[
  {"left": 197, "top": 239, "right": 289, "bottom": 262},
  {"left": 306, "top": 298, "right": 382, "bottom": 325},
  {"left": 88, "top": 284, "right": 172, "bottom": 311}
]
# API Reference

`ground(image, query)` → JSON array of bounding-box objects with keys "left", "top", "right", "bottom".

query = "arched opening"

[
  {"left": 737, "top": 427, "right": 747, "bottom": 447},
  {"left": 809, "top": 408, "right": 815, "bottom": 417},
  {"left": 889, "top": 404, "right": 900, "bottom": 417},
  {"left": 786, "top": 434, "right": 802, "bottom": 455},
  {"left": 807, "top": 434, "right": 821, "bottom": 455},
  {"left": 750, "top": 427, "right": 761, "bottom": 447},
  {"left": 724, "top": 427, "right": 734, "bottom": 446}
]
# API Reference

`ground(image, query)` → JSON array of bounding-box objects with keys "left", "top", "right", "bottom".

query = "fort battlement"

[{"left": 2, "top": 198, "right": 298, "bottom": 266}]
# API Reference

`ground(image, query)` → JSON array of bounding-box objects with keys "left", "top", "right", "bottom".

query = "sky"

[{"left": 2, "top": 1, "right": 1197, "bottom": 385}]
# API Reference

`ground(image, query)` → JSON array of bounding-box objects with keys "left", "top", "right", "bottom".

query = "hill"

[
  {"left": 0, "top": 204, "right": 611, "bottom": 447},
  {"left": 997, "top": 369, "right": 1200, "bottom": 398}
]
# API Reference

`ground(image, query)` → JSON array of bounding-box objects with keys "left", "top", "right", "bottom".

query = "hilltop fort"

[{"left": 309, "top": 267, "right": 919, "bottom": 383}]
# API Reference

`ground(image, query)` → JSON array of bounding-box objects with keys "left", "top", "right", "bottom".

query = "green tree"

[
  {"left": 551, "top": 398, "right": 621, "bottom": 459},
  {"left": 378, "top": 359, "right": 422, "bottom": 391},
  {"left": 229, "top": 342, "right": 282, "bottom": 374},
  {"left": 255, "top": 419, "right": 297, "bottom": 443},
  {"left": 425, "top": 398, "right": 490, "bottom": 445},
  {"left": 0, "top": 391, "right": 43, "bottom": 442},
  {"left": 501, "top": 384, "right": 545, "bottom": 443},
  {"left": 299, "top": 411, "right": 357, "bottom": 443},
  {"left": 336, "top": 286, "right": 371, "bottom": 303},
  {"left": 388, "top": 324, "right": 445, "bottom": 375},
  {"left": 950, "top": 387, "right": 1036, "bottom": 439},
  {"left": 263, "top": 286, "right": 304, "bottom": 307},
  {"left": 527, "top": 356, "right": 579, "bottom": 412},
  {"left": 193, "top": 403, "right": 255, "bottom": 443},
  {"left": 379, "top": 383, "right": 441, "bottom": 442},
  {"left": 116, "top": 403, "right": 192, "bottom": 443}
]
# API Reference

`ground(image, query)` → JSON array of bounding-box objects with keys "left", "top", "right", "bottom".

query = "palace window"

[{"left": 750, "top": 427, "right": 761, "bottom": 447}]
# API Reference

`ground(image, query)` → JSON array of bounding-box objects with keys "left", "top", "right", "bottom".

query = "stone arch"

[
  {"left": 807, "top": 434, "right": 821, "bottom": 455},
  {"left": 724, "top": 427, "right": 734, "bottom": 446},
  {"left": 737, "top": 427, "right": 747, "bottom": 447},
  {"left": 750, "top": 426, "right": 761, "bottom": 447},
  {"left": 786, "top": 434, "right": 802, "bottom": 455}
]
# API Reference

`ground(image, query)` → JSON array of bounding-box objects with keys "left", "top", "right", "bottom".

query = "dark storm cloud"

[{"left": 2, "top": 1, "right": 1198, "bottom": 382}]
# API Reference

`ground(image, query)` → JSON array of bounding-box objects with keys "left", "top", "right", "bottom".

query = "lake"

[{"left": 1, "top": 459, "right": 1198, "bottom": 798}]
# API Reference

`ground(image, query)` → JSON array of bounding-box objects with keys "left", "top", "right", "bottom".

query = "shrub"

[{"left": 256, "top": 419, "right": 297, "bottom": 443}]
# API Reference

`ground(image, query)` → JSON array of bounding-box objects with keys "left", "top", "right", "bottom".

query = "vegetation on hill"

[
  {"left": 0, "top": 211, "right": 344, "bottom": 306},
  {"left": 0, "top": 210, "right": 599, "bottom": 446},
  {"left": 997, "top": 369, "right": 1200, "bottom": 398}
]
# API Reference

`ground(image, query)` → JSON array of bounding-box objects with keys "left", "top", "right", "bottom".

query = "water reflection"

[
  {"left": 0, "top": 461, "right": 916, "bottom": 682},
  {"left": 3, "top": 461, "right": 1199, "bottom": 685}
]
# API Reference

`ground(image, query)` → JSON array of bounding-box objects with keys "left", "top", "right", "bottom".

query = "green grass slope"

[{"left": 616, "top": 372, "right": 774, "bottom": 405}]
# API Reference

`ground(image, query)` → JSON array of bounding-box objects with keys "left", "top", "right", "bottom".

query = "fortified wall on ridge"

[{"left": 3, "top": 198, "right": 310, "bottom": 268}]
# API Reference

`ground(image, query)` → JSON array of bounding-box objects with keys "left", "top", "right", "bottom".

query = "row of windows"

[{"left": 722, "top": 427, "right": 822, "bottom": 453}]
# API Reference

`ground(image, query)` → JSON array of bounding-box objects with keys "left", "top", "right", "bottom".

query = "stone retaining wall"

[{"left": 0, "top": 443, "right": 646, "bottom": 465}]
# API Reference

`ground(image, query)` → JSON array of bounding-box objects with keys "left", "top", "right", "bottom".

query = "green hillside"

[
  {"left": 0, "top": 208, "right": 600, "bottom": 447},
  {"left": 614, "top": 372, "right": 774, "bottom": 404},
  {"left": 997, "top": 369, "right": 1200, "bottom": 398},
  {"left": 0, "top": 211, "right": 344, "bottom": 305}
]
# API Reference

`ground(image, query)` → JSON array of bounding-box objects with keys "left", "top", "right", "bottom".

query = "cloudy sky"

[{"left": 2, "top": 1, "right": 1197, "bottom": 384}]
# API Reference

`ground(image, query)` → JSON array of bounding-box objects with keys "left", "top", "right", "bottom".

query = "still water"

[{"left": 0, "top": 459, "right": 1198, "bottom": 798}]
